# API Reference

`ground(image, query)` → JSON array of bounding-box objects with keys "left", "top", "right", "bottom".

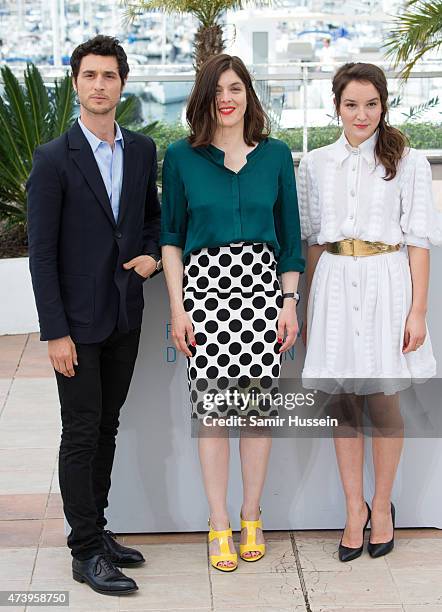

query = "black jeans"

[{"left": 55, "top": 327, "right": 141, "bottom": 560}]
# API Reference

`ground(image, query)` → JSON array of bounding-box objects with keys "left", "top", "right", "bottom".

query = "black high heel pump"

[
  {"left": 368, "top": 502, "right": 395, "bottom": 559},
  {"left": 339, "top": 502, "right": 371, "bottom": 562}
]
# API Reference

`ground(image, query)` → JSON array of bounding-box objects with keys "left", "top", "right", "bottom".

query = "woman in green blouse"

[{"left": 161, "top": 54, "right": 304, "bottom": 572}]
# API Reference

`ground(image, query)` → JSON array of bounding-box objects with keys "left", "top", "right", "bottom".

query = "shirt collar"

[
  {"left": 78, "top": 118, "right": 124, "bottom": 152},
  {"left": 333, "top": 129, "right": 378, "bottom": 170}
]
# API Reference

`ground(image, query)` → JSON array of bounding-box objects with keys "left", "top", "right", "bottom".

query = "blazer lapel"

[
  {"left": 68, "top": 121, "right": 116, "bottom": 228},
  {"left": 116, "top": 128, "right": 136, "bottom": 227}
]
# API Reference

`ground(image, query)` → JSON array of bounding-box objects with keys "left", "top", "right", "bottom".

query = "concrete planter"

[{"left": 0, "top": 257, "right": 38, "bottom": 335}]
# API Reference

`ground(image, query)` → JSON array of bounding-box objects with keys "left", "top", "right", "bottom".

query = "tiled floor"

[{"left": 0, "top": 333, "right": 441, "bottom": 612}]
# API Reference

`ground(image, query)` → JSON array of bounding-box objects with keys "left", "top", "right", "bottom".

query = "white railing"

[{"left": 2, "top": 60, "right": 442, "bottom": 153}]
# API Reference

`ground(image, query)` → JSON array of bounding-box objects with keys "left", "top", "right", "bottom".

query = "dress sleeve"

[
  {"left": 274, "top": 144, "right": 305, "bottom": 274},
  {"left": 400, "top": 150, "right": 442, "bottom": 249},
  {"left": 297, "top": 153, "right": 321, "bottom": 246},
  {"left": 159, "top": 145, "right": 188, "bottom": 249}
]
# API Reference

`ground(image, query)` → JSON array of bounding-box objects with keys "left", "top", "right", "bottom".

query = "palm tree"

[
  {"left": 384, "top": 0, "right": 442, "bottom": 80},
  {"left": 0, "top": 64, "right": 156, "bottom": 230},
  {"left": 124, "top": 0, "right": 272, "bottom": 71}
]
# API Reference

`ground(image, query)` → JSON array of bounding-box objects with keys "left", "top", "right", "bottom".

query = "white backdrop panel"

[{"left": 108, "top": 245, "right": 442, "bottom": 531}]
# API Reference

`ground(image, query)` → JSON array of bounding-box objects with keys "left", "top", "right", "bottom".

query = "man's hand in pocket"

[{"left": 123, "top": 255, "right": 157, "bottom": 279}]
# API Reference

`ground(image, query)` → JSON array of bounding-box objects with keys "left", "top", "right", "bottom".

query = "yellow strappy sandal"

[
  {"left": 239, "top": 507, "right": 266, "bottom": 562},
  {"left": 208, "top": 519, "right": 238, "bottom": 572}
]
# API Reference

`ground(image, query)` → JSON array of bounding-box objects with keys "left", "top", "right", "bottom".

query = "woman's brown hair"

[
  {"left": 332, "top": 62, "right": 408, "bottom": 180},
  {"left": 186, "top": 54, "right": 270, "bottom": 148}
]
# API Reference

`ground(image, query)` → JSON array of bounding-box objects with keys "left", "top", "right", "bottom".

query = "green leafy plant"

[
  {"left": 123, "top": 0, "right": 273, "bottom": 70},
  {"left": 0, "top": 64, "right": 75, "bottom": 224},
  {"left": 274, "top": 122, "right": 442, "bottom": 151},
  {"left": 384, "top": 0, "right": 442, "bottom": 80},
  {"left": 116, "top": 93, "right": 159, "bottom": 135},
  {"left": 399, "top": 121, "right": 442, "bottom": 148},
  {"left": 124, "top": 119, "right": 442, "bottom": 154}
]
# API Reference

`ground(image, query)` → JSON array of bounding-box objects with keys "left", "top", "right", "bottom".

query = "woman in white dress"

[{"left": 298, "top": 63, "right": 442, "bottom": 561}]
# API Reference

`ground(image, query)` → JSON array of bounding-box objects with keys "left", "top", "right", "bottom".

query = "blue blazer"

[{"left": 27, "top": 120, "right": 161, "bottom": 343}]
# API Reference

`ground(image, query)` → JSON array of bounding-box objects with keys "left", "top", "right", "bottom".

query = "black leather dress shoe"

[
  {"left": 368, "top": 502, "right": 395, "bottom": 558},
  {"left": 102, "top": 530, "right": 146, "bottom": 567},
  {"left": 339, "top": 502, "right": 371, "bottom": 562},
  {"left": 72, "top": 554, "right": 138, "bottom": 595}
]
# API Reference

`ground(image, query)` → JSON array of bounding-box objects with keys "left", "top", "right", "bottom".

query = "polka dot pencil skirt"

[{"left": 183, "top": 242, "right": 283, "bottom": 419}]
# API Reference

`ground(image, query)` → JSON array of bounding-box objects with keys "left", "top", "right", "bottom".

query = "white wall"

[{"left": 0, "top": 257, "right": 38, "bottom": 336}]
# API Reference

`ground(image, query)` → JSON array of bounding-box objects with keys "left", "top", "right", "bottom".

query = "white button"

[
  {"left": 350, "top": 190, "right": 356, "bottom": 197},
  {"left": 353, "top": 305, "right": 359, "bottom": 311},
  {"left": 369, "top": 162, "right": 374, "bottom": 169},
  {"left": 352, "top": 166, "right": 356, "bottom": 171},
  {"left": 352, "top": 281, "right": 357, "bottom": 287},
  {"left": 355, "top": 330, "right": 360, "bottom": 336},
  {"left": 349, "top": 214, "right": 354, "bottom": 220}
]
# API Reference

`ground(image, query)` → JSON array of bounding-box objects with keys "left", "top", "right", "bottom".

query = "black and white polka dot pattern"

[{"left": 183, "top": 242, "right": 283, "bottom": 419}]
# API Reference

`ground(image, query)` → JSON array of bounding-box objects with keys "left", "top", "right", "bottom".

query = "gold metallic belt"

[{"left": 325, "top": 239, "right": 401, "bottom": 257}]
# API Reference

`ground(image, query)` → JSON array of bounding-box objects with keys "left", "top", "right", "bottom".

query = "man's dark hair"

[{"left": 70, "top": 35, "right": 129, "bottom": 86}]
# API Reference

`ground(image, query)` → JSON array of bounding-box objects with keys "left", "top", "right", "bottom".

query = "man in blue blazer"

[{"left": 27, "top": 36, "right": 161, "bottom": 596}]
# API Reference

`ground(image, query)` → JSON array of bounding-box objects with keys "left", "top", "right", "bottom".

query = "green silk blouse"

[{"left": 160, "top": 137, "right": 305, "bottom": 274}]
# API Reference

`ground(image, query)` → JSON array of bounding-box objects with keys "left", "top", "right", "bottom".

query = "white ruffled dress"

[{"left": 298, "top": 130, "right": 442, "bottom": 393}]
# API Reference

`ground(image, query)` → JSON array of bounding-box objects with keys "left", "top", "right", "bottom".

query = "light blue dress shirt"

[{"left": 78, "top": 118, "right": 124, "bottom": 222}]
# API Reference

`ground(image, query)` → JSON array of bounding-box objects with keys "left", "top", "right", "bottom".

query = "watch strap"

[
  {"left": 147, "top": 253, "right": 162, "bottom": 273},
  {"left": 282, "top": 292, "right": 300, "bottom": 303}
]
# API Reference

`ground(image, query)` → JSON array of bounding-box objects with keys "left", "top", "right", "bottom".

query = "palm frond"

[
  {"left": 389, "top": 95, "right": 402, "bottom": 108},
  {"left": 133, "top": 120, "right": 159, "bottom": 135},
  {"left": 51, "top": 72, "right": 76, "bottom": 138},
  {"left": 0, "top": 153, "right": 25, "bottom": 193},
  {"left": 123, "top": 0, "right": 190, "bottom": 24},
  {"left": 383, "top": 0, "right": 442, "bottom": 79},
  {"left": 123, "top": 0, "right": 269, "bottom": 28},
  {"left": 0, "top": 95, "right": 30, "bottom": 180},
  {"left": 116, "top": 95, "right": 141, "bottom": 125},
  {"left": 0, "top": 181, "right": 24, "bottom": 207},
  {"left": 0, "top": 65, "right": 35, "bottom": 164},
  {"left": 24, "top": 63, "right": 50, "bottom": 147},
  {"left": 401, "top": 96, "right": 440, "bottom": 121},
  {"left": 0, "top": 200, "right": 25, "bottom": 220},
  {"left": 116, "top": 95, "right": 160, "bottom": 135}
]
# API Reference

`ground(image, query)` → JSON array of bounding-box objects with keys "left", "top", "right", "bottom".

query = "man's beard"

[{"left": 80, "top": 98, "right": 118, "bottom": 116}]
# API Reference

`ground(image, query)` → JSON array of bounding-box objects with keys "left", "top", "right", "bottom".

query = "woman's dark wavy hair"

[
  {"left": 186, "top": 54, "right": 270, "bottom": 147},
  {"left": 332, "top": 62, "right": 408, "bottom": 181},
  {"left": 70, "top": 35, "right": 129, "bottom": 86}
]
